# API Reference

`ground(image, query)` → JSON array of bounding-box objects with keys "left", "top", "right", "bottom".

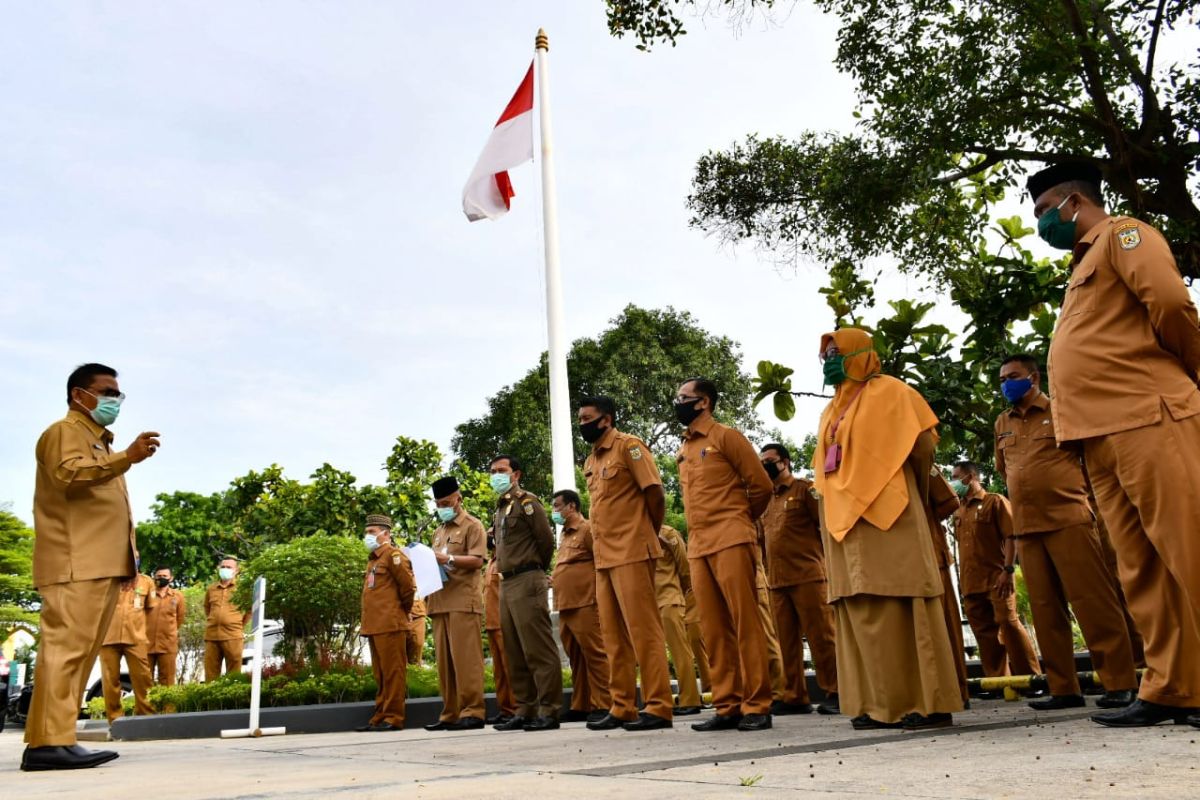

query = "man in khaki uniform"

[
  {"left": 550, "top": 490, "right": 611, "bottom": 722},
  {"left": 483, "top": 539, "right": 517, "bottom": 724},
  {"left": 676, "top": 378, "right": 775, "bottom": 731},
  {"left": 99, "top": 569, "right": 156, "bottom": 722},
  {"left": 406, "top": 597, "right": 426, "bottom": 666},
  {"left": 578, "top": 396, "right": 674, "bottom": 732},
  {"left": 424, "top": 476, "right": 488, "bottom": 732},
  {"left": 489, "top": 455, "right": 562, "bottom": 731},
  {"left": 146, "top": 566, "right": 185, "bottom": 685},
  {"left": 950, "top": 462, "right": 1041, "bottom": 679},
  {"left": 204, "top": 556, "right": 248, "bottom": 681},
  {"left": 23, "top": 362, "right": 159, "bottom": 772},
  {"left": 1029, "top": 162, "right": 1200, "bottom": 727},
  {"left": 357, "top": 514, "right": 416, "bottom": 731},
  {"left": 995, "top": 354, "right": 1138, "bottom": 711},
  {"left": 760, "top": 443, "right": 839, "bottom": 715},
  {"left": 654, "top": 524, "right": 703, "bottom": 714}
]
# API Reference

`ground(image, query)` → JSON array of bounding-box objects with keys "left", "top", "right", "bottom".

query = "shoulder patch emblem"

[
  {"left": 522, "top": 501, "right": 535, "bottom": 516},
  {"left": 629, "top": 446, "right": 642, "bottom": 461},
  {"left": 1116, "top": 224, "right": 1141, "bottom": 250},
  {"left": 392, "top": 553, "right": 402, "bottom": 565}
]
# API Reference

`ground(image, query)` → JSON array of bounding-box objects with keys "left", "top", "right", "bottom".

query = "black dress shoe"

[
  {"left": 673, "top": 705, "right": 702, "bottom": 716},
  {"left": 448, "top": 716, "right": 485, "bottom": 731},
  {"left": 561, "top": 709, "right": 591, "bottom": 723},
  {"left": 587, "top": 710, "right": 610, "bottom": 724},
  {"left": 771, "top": 699, "right": 813, "bottom": 715},
  {"left": 623, "top": 712, "right": 672, "bottom": 731},
  {"left": 1092, "top": 699, "right": 1200, "bottom": 727},
  {"left": 902, "top": 712, "right": 953, "bottom": 731},
  {"left": 424, "top": 720, "right": 451, "bottom": 731},
  {"left": 692, "top": 713, "right": 743, "bottom": 731},
  {"left": 737, "top": 713, "right": 773, "bottom": 731},
  {"left": 354, "top": 722, "right": 375, "bottom": 732},
  {"left": 1029, "top": 694, "right": 1086, "bottom": 711},
  {"left": 522, "top": 716, "right": 560, "bottom": 731},
  {"left": 493, "top": 715, "right": 528, "bottom": 731},
  {"left": 850, "top": 714, "right": 903, "bottom": 730},
  {"left": 1095, "top": 690, "right": 1135, "bottom": 709},
  {"left": 816, "top": 694, "right": 840, "bottom": 715},
  {"left": 21, "top": 745, "right": 120, "bottom": 772},
  {"left": 486, "top": 713, "right": 513, "bottom": 726},
  {"left": 586, "top": 713, "right": 628, "bottom": 731},
  {"left": 1188, "top": 714, "right": 1200, "bottom": 729},
  {"left": 368, "top": 722, "right": 403, "bottom": 732}
]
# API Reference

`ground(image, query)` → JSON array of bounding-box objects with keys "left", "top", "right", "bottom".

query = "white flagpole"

[{"left": 535, "top": 29, "right": 575, "bottom": 496}]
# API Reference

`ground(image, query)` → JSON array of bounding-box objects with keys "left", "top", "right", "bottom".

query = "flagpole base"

[{"left": 219, "top": 727, "right": 287, "bottom": 739}]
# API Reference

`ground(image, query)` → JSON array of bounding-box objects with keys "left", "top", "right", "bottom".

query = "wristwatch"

[
  {"left": 1004, "top": 564, "right": 1015, "bottom": 574},
  {"left": 447, "top": 555, "right": 457, "bottom": 570}
]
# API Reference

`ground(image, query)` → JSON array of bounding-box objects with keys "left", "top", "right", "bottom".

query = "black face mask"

[
  {"left": 763, "top": 460, "right": 783, "bottom": 481},
  {"left": 579, "top": 417, "right": 607, "bottom": 444},
  {"left": 674, "top": 399, "right": 703, "bottom": 427},
  {"left": 155, "top": 577, "right": 170, "bottom": 588}
]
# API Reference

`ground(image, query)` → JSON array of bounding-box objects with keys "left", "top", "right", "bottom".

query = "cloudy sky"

[{"left": 0, "top": 2, "right": 1127, "bottom": 523}]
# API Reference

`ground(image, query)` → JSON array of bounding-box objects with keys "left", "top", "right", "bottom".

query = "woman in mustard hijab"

[{"left": 814, "top": 328, "right": 963, "bottom": 730}]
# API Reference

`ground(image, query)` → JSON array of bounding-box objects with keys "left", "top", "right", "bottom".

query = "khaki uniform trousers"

[
  {"left": 1096, "top": 519, "right": 1147, "bottom": 667},
  {"left": 770, "top": 580, "right": 838, "bottom": 704},
  {"left": 25, "top": 577, "right": 120, "bottom": 748},
  {"left": 690, "top": 543, "right": 772, "bottom": 716},
  {"left": 486, "top": 627, "right": 517, "bottom": 716},
  {"left": 432, "top": 611, "right": 485, "bottom": 722},
  {"left": 755, "top": 571, "right": 787, "bottom": 701},
  {"left": 962, "top": 590, "right": 1040, "bottom": 678},
  {"left": 1084, "top": 412, "right": 1200, "bottom": 707},
  {"left": 559, "top": 603, "right": 612, "bottom": 712},
  {"left": 658, "top": 603, "right": 702, "bottom": 707},
  {"left": 204, "top": 638, "right": 243, "bottom": 682},
  {"left": 367, "top": 631, "right": 408, "bottom": 727},
  {"left": 406, "top": 618, "right": 426, "bottom": 666},
  {"left": 148, "top": 651, "right": 178, "bottom": 686},
  {"left": 938, "top": 566, "right": 970, "bottom": 703},
  {"left": 595, "top": 559, "right": 673, "bottom": 720},
  {"left": 99, "top": 641, "right": 154, "bottom": 722},
  {"left": 499, "top": 570, "right": 563, "bottom": 719},
  {"left": 685, "top": 609, "right": 712, "bottom": 693},
  {"left": 1017, "top": 522, "right": 1138, "bottom": 696}
]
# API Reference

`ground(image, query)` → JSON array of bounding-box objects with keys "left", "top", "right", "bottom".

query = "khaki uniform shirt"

[
  {"left": 995, "top": 393, "right": 1095, "bottom": 535},
  {"left": 483, "top": 558, "right": 501, "bottom": 631},
  {"left": 953, "top": 489, "right": 1013, "bottom": 595},
  {"left": 585, "top": 427, "right": 664, "bottom": 569},
  {"left": 762, "top": 477, "right": 825, "bottom": 589},
  {"left": 204, "top": 582, "right": 249, "bottom": 642},
  {"left": 426, "top": 510, "right": 487, "bottom": 615},
  {"left": 146, "top": 586, "right": 186, "bottom": 654},
  {"left": 492, "top": 489, "right": 554, "bottom": 573},
  {"left": 654, "top": 525, "right": 689, "bottom": 609},
  {"left": 103, "top": 573, "right": 157, "bottom": 646},
  {"left": 360, "top": 543, "right": 416, "bottom": 636},
  {"left": 551, "top": 519, "right": 597, "bottom": 611},
  {"left": 677, "top": 416, "right": 773, "bottom": 558},
  {"left": 32, "top": 410, "right": 136, "bottom": 588},
  {"left": 1048, "top": 215, "right": 1200, "bottom": 443}
]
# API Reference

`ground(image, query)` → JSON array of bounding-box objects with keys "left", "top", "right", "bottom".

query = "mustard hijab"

[{"left": 812, "top": 328, "right": 939, "bottom": 541}]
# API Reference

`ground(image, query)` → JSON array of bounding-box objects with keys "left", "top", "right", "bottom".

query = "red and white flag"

[{"left": 462, "top": 63, "right": 535, "bottom": 222}]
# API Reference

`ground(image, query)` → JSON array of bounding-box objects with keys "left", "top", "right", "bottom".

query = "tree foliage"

[
  {"left": 453, "top": 304, "right": 763, "bottom": 497},
  {"left": 0, "top": 508, "right": 38, "bottom": 636}
]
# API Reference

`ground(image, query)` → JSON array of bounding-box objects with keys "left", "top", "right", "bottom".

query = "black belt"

[{"left": 501, "top": 563, "right": 542, "bottom": 580}]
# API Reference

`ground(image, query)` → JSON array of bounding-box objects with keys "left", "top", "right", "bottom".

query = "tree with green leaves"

[
  {"left": 0, "top": 508, "right": 38, "bottom": 637},
  {"left": 453, "top": 304, "right": 763, "bottom": 497}
]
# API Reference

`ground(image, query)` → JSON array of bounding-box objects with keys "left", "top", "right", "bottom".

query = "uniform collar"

[
  {"left": 964, "top": 486, "right": 987, "bottom": 505},
  {"left": 685, "top": 414, "right": 716, "bottom": 439},
  {"left": 1006, "top": 390, "right": 1050, "bottom": 418},
  {"left": 1071, "top": 216, "right": 1112, "bottom": 265},
  {"left": 67, "top": 408, "right": 113, "bottom": 444},
  {"left": 773, "top": 478, "right": 794, "bottom": 496},
  {"left": 442, "top": 508, "right": 468, "bottom": 526},
  {"left": 563, "top": 516, "right": 584, "bottom": 534},
  {"left": 592, "top": 425, "right": 619, "bottom": 453}
]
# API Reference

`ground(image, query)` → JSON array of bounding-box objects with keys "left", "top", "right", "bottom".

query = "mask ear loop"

[{"left": 838, "top": 347, "right": 880, "bottom": 383}]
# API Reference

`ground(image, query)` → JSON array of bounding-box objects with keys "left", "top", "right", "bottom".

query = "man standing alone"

[{"left": 204, "top": 556, "right": 248, "bottom": 681}]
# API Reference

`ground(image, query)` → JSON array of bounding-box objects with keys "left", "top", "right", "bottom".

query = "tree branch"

[{"left": 1086, "top": 0, "right": 1163, "bottom": 130}]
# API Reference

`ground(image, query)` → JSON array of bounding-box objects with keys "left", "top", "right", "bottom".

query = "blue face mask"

[
  {"left": 363, "top": 534, "right": 379, "bottom": 551},
  {"left": 490, "top": 473, "right": 512, "bottom": 494},
  {"left": 218, "top": 567, "right": 235, "bottom": 582},
  {"left": 1002, "top": 378, "right": 1034, "bottom": 405},
  {"left": 950, "top": 479, "right": 969, "bottom": 498},
  {"left": 436, "top": 506, "right": 456, "bottom": 523},
  {"left": 83, "top": 389, "right": 123, "bottom": 427},
  {"left": 550, "top": 511, "right": 565, "bottom": 525},
  {"left": 1037, "top": 194, "right": 1078, "bottom": 250}
]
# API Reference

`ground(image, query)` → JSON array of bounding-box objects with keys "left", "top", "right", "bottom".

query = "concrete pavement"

[{"left": 3, "top": 700, "right": 1198, "bottom": 798}]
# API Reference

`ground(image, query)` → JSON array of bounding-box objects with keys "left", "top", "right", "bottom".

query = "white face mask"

[
  {"left": 218, "top": 567, "right": 235, "bottom": 582},
  {"left": 363, "top": 534, "right": 380, "bottom": 551}
]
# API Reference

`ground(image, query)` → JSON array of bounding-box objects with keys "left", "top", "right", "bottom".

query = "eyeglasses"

[{"left": 674, "top": 394, "right": 702, "bottom": 404}]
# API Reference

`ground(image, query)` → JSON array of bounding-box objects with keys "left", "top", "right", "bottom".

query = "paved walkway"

[{"left": 3, "top": 700, "right": 1197, "bottom": 798}]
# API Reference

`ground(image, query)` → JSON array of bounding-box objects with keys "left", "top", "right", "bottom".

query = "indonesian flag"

[{"left": 462, "top": 63, "right": 535, "bottom": 222}]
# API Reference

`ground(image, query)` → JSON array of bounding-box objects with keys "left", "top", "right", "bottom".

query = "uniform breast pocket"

[
  {"left": 600, "top": 463, "right": 627, "bottom": 484},
  {"left": 1061, "top": 262, "right": 1097, "bottom": 318},
  {"left": 447, "top": 533, "right": 464, "bottom": 553}
]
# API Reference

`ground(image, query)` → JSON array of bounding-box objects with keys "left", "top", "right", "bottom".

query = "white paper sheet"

[{"left": 404, "top": 542, "right": 444, "bottom": 599}]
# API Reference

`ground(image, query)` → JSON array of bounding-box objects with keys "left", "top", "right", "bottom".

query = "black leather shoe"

[
  {"left": 692, "top": 713, "right": 743, "bottom": 731},
  {"left": 902, "top": 712, "right": 953, "bottom": 731},
  {"left": 673, "top": 705, "right": 702, "bottom": 716},
  {"left": 623, "top": 712, "right": 672, "bottom": 731},
  {"left": 522, "top": 716, "right": 560, "bottom": 731},
  {"left": 1029, "top": 694, "right": 1086, "bottom": 711},
  {"left": 771, "top": 699, "right": 813, "bottom": 715},
  {"left": 21, "top": 745, "right": 120, "bottom": 772},
  {"left": 486, "top": 713, "right": 513, "bottom": 726},
  {"left": 354, "top": 722, "right": 375, "bottom": 732},
  {"left": 975, "top": 690, "right": 1004, "bottom": 701},
  {"left": 1092, "top": 699, "right": 1200, "bottom": 727},
  {"left": 586, "top": 713, "right": 628, "bottom": 731},
  {"left": 586, "top": 710, "right": 609, "bottom": 724},
  {"left": 368, "top": 722, "right": 403, "bottom": 732},
  {"left": 1188, "top": 714, "right": 1200, "bottom": 729},
  {"left": 850, "top": 714, "right": 902, "bottom": 730},
  {"left": 1095, "top": 690, "right": 1135, "bottom": 709},
  {"left": 816, "top": 694, "right": 840, "bottom": 715},
  {"left": 493, "top": 715, "right": 528, "bottom": 731},
  {"left": 448, "top": 716, "right": 485, "bottom": 731},
  {"left": 737, "top": 713, "right": 773, "bottom": 731},
  {"left": 561, "top": 709, "right": 591, "bottom": 723},
  {"left": 424, "top": 720, "right": 451, "bottom": 731}
]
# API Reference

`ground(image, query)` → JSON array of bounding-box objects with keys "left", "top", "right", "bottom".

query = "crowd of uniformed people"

[{"left": 17, "top": 161, "right": 1200, "bottom": 770}]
